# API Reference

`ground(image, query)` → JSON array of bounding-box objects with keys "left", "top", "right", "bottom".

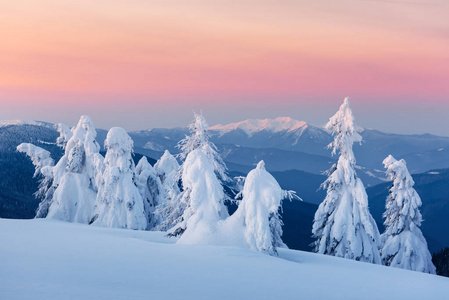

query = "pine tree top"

[{"left": 325, "top": 97, "right": 362, "bottom": 158}]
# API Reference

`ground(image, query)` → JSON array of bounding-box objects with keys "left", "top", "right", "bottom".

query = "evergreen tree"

[
  {"left": 16, "top": 143, "right": 55, "bottom": 218},
  {"left": 432, "top": 248, "right": 449, "bottom": 277},
  {"left": 174, "top": 149, "right": 229, "bottom": 242},
  {"left": 167, "top": 113, "right": 229, "bottom": 234},
  {"left": 312, "top": 97, "right": 381, "bottom": 264},
  {"left": 231, "top": 161, "right": 286, "bottom": 255},
  {"left": 153, "top": 150, "right": 181, "bottom": 231},
  {"left": 135, "top": 156, "right": 164, "bottom": 229},
  {"left": 381, "top": 155, "right": 436, "bottom": 274},
  {"left": 18, "top": 115, "right": 103, "bottom": 223},
  {"left": 93, "top": 127, "right": 146, "bottom": 230},
  {"left": 47, "top": 115, "right": 103, "bottom": 223}
]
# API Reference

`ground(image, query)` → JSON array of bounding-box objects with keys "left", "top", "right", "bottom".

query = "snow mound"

[
  {"left": 210, "top": 117, "right": 307, "bottom": 137},
  {"left": 1, "top": 219, "right": 448, "bottom": 300}
]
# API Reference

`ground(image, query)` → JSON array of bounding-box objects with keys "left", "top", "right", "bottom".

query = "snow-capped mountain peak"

[
  {"left": 0, "top": 119, "right": 54, "bottom": 129},
  {"left": 210, "top": 117, "right": 307, "bottom": 137}
]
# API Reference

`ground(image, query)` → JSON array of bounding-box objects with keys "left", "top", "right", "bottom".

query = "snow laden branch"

[
  {"left": 17, "top": 143, "right": 54, "bottom": 178},
  {"left": 17, "top": 143, "right": 55, "bottom": 218},
  {"left": 312, "top": 97, "right": 381, "bottom": 264},
  {"left": 380, "top": 155, "right": 436, "bottom": 274}
]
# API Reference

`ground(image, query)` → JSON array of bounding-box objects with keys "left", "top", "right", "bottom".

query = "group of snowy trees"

[
  {"left": 19, "top": 113, "right": 291, "bottom": 256},
  {"left": 18, "top": 98, "right": 436, "bottom": 274},
  {"left": 312, "top": 98, "right": 436, "bottom": 274}
]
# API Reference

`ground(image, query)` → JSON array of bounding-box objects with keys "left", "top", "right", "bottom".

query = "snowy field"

[{"left": 1, "top": 219, "right": 448, "bottom": 300}]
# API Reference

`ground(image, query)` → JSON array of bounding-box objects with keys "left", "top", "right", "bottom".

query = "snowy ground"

[{"left": 1, "top": 219, "right": 448, "bottom": 300}]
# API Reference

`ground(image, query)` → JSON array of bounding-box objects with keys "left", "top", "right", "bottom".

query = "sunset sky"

[{"left": 1, "top": 0, "right": 448, "bottom": 134}]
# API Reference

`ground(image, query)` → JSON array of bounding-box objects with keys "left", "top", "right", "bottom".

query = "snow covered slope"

[{"left": 1, "top": 219, "right": 448, "bottom": 300}]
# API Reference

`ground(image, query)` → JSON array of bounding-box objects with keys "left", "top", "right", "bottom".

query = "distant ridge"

[
  {"left": 0, "top": 120, "right": 54, "bottom": 128},
  {"left": 210, "top": 117, "right": 308, "bottom": 136}
]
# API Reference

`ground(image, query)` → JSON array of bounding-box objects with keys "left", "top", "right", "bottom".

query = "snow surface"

[
  {"left": 210, "top": 117, "right": 307, "bottom": 137},
  {"left": 1, "top": 218, "right": 448, "bottom": 300}
]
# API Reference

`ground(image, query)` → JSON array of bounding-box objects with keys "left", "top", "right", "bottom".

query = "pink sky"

[{"left": 0, "top": 0, "right": 448, "bottom": 134}]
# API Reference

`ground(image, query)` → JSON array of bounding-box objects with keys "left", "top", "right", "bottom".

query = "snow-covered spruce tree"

[
  {"left": 380, "top": 155, "right": 436, "bottom": 274},
  {"left": 17, "top": 116, "right": 103, "bottom": 222},
  {"left": 167, "top": 113, "right": 229, "bottom": 234},
  {"left": 175, "top": 149, "right": 229, "bottom": 243},
  {"left": 152, "top": 150, "right": 181, "bottom": 231},
  {"left": 231, "top": 161, "right": 287, "bottom": 255},
  {"left": 135, "top": 156, "right": 164, "bottom": 229},
  {"left": 93, "top": 127, "right": 147, "bottom": 230},
  {"left": 178, "top": 112, "right": 229, "bottom": 182},
  {"left": 46, "top": 115, "right": 104, "bottom": 223},
  {"left": 17, "top": 143, "right": 55, "bottom": 218},
  {"left": 312, "top": 97, "right": 381, "bottom": 264}
]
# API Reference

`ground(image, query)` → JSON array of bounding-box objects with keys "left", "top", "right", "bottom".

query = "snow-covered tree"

[
  {"left": 93, "top": 127, "right": 146, "bottom": 230},
  {"left": 178, "top": 112, "right": 229, "bottom": 182},
  {"left": 380, "top": 155, "right": 436, "bottom": 274},
  {"left": 153, "top": 150, "right": 181, "bottom": 231},
  {"left": 18, "top": 115, "right": 103, "bottom": 222},
  {"left": 154, "top": 150, "right": 180, "bottom": 186},
  {"left": 17, "top": 143, "right": 55, "bottom": 218},
  {"left": 135, "top": 156, "right": 164, "bottom": 229},
  {"left": 46, "top": 115, "right": 103, "bottom": 223},
  {"left": 231, "top": 161, "right": 286, "bottom": 255},
  {"left": 175, "top": 149, "right": 229, "bottom": 243},
  {"left": 312, "top": 97, "right": 381, "bottom": 264}
]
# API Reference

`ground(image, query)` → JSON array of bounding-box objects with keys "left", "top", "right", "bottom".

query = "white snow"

[
  {"left": 143, "top": 141, "right": 165, "bottom": 151},
  {"left": 210, "top": 117, "right": 307, "bottom": 137},
  {"left": 1, "top": 218, "right": 448, "bottom": 300},
  {"left": 16, "top": 143, "right": 54, "bottom": 177},
  {"left": 175, "top": 149, "right": 228, "bottom": 244},
  {"left": 0, "top": 119, "right": 54, "bottom": 128}
]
